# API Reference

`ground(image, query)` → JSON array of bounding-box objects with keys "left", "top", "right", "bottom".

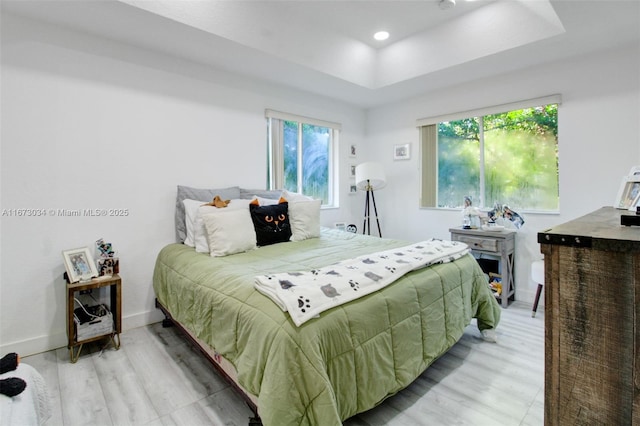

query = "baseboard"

[
  {"left": 0, "top": 309, "right": 166, "bottom": 357},
  {"left": 0, "top": 332, "right": 68, "bottom": 359},
  {"left": 516, "top": 288, "right": 534, "bottom": 305},
  {"left": 125, "top": 308, "right": 166, "bottom": 330},
  {"left": 515, "top": 288, "right": 544, "bottom": 311}
]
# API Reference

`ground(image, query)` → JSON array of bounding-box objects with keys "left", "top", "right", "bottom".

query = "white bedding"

[
  {"left": 1, "top": 364, "right": 51, "bottom": 426},
  {"left": 255, "top": 238, "right": 470, "bottom": 326}
]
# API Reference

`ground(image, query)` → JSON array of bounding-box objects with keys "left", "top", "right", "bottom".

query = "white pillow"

[
  {"left": 183, "top": 199, "right": 205, "bottom": 247},
  {"left": 281, "top": 190, "right": 313, "bottom": 202},
  {"left": 202, "top": 209, "right": 257, "bottom": 257},
  {"left": 194, "top": 199, "right": 252, "bottom": 253},
  {"left": 289, "top": 199, "right": 322, "bottom": 242},
  {"left": 252, "top": 196, "right": 281, "bottom": 206}
]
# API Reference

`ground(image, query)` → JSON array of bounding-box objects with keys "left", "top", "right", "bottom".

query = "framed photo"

[
  {"left": 350, "top": 164, "right": 357, "bottom": 178},
  {"left": 334, "top": 222, "right": 346, "bottom": 231},
  {"left": 349, "top": 184, "right": 358, "bottom": 194},
  {"left": 628, "top": 165, "right": 640, "bottom": 176},
  {"left": 349, "top": 144, "right": 357, "bottom": 158},
  {"left": 614, "top": 175, "right": 640, "bottom": 209},
  {"left": 394, "top": 143, "right": 411, "bottom": 160},
  {"left": 62, "top": 247, "right": 98, "bottom": 283},
  {"left": 98, "top": 257, "right": 119, "bottom": 277}
]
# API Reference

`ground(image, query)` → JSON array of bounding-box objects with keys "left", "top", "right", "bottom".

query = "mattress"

[{"left": 153, "top": 228, "right": 501, "bottom": 426}]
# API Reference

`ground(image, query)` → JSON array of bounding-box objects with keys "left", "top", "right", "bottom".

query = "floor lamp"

[{"left": 355, "top": 162, "right": 386, "bottom": 237}]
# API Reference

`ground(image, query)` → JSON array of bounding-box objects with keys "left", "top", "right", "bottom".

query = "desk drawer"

[{"left": 454, "top": 235, "right": 499, "bottom": 252}]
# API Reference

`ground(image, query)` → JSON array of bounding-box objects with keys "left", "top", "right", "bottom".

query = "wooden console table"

[
  {"left": 538, "top": 207, "right": 639, "bottom": 425},
  {"left": 450, "top": 226, "right": 516, "bottom": 307}
]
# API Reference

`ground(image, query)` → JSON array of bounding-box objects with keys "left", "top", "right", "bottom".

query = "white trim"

[
  {"left": 265, "top": 109, "right": 342, "bottom": 130},
  {"left": 267, "top": 117, "right": 285, "bottom": 190},
  {"left": 0, "top": 310, "right": 165, "bottom": 356},
  {"left": 416, "top": 94, "right": 562, "bottom": 127}
]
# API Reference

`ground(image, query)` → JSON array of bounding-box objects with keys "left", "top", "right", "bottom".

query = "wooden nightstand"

[
  {"left": 449, "top": 227, "right": 516, "bottom": 307},
  {"left": 66, "top": 274, "right": 121, "bottom": 363}
]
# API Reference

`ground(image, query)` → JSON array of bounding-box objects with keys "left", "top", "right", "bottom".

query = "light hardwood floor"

[{"left": 23, "top": 301, "right": 543, "bottom": 426}]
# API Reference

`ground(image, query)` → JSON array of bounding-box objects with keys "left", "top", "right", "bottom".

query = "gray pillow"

[
  {"left": 239, "top": 188, "right": 283, "bottom": 200},
  {"left": 175, "top": 185, "right": 241, "bottom": 242}
]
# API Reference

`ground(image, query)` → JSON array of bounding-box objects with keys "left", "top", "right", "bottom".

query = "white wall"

[
  {"left": 0, "top": 14, "right": 365, "bottom": 355},
  {"left": 3, "top": 12, "right": 639, "bottom": 356},
  {"left": 365, "top": 43, "right": 640, "bottom": 304}
]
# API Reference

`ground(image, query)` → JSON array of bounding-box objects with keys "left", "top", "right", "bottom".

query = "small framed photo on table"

[
  {"left": 62, "top": 247, "right": 98, "bottom": 283},
  {"left": 98, "top": 257, "right": 119, "bottom": 277},
  {"left": 614, "top": 175, "right": 640, "bottom": 210}
]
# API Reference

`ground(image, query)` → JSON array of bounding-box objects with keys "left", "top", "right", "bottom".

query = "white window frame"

[
  {"left": 417, "top": 95, "right": 561, "bottom": 210},
  {"left": 266, "top": 109, "right": 340, "bottom": 207}
]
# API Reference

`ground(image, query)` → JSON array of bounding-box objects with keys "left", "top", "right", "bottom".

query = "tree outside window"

[
  {"left": 267, "top": 111, "right": 339, "bottom": 206},
  {"left": 424, "top": 103, "right": 558, "bottom": 211},
  {"left": 283, "top": 121, "right": 331, "bottom": 203}
]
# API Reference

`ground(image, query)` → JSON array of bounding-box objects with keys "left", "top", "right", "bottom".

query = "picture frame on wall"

[
  {"left": 350, "top": 164, "right": 357, "bottom": 178},
  {"left": 394, "top": 143, "right": 411, "bottom": 160},
  {"left": 349, "top": 144, "right": 357, "bottom": 158},
  {"left": 349, "top": 184, "right": 358, "bottom": 194},
  {"left": 614, "top": 175, "right": 640, "bottom": 210},
  {"left": 62, "top": 247, "right": 98, "bottom": 283}
]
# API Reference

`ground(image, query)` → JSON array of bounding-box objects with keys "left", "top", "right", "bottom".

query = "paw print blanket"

[{"left": 254, "top": 239, "right": 470, "bottom": 326}]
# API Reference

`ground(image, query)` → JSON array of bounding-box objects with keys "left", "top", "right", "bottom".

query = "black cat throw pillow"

[{"left": 249, "top": 197, "right": 292, "bottom": 246}]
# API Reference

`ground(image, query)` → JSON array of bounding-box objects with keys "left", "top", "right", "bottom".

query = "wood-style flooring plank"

[
  {"left": 23, "top": 301, "right": 543, "bottom": 426},
  {"left": 145, "top": 323, "right": 230, "bottom": 396},
  {"left": 92, "top": 345, "right": 159, "bottom": 425},
  {"left": 119, "top": 326, "right": 205, "bottom": 417},
  {"left": 197, "top": 387, "right": 254, "bottom": 426},
  {"left": 162, "top": 401, "right": 216, "bottom": 426},
  {"left": 56, "top": 348, "right": 113, "bottom": 425}
]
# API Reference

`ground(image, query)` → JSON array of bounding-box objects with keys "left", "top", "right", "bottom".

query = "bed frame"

[{"left": 155, "top": 299, "right": 263, "bottom": 426}]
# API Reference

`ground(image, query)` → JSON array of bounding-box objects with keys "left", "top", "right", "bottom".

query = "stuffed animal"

[
  {"left": 1, "top": 352, "right": 26, "bottom": 397},
  {"left": 203, "top": 196, "right": 230, "bottom": 208},
  {"left": 489, "top": 280, "right": 502, "bottom": 297}
]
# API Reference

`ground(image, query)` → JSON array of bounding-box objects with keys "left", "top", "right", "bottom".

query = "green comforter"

[{"left": 153, "top": 228, "right": 501, "bottom": 426}]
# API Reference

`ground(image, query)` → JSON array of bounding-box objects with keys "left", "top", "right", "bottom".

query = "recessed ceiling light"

[
  {"left": 439, "top": 0, "right": 456, "bottom": 10},
  {"left": 373, "top": 31, "right": 390, "bottom": 41}
]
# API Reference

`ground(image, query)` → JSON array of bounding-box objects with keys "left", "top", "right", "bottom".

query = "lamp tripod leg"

[
  {"left": 367, "top": 191, "right": 372, "bottom": 235},
  {"left": 362, "top": 189, "right": 369, "bottom": 235},
  {"left": 370, "top": 189, "right": 382, "bottom": 238},
  {"left": 362, "top": 193, "right": 367, "bottom": 234}
]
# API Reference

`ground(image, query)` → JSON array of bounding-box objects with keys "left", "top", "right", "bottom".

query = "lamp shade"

[{"left": 355, "top": 162, "right": 386, "bottom": 191}]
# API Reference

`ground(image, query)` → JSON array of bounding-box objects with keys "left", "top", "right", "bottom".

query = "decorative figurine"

[{"left": 461, "top": 196, "right": 482, "bottom": 228}]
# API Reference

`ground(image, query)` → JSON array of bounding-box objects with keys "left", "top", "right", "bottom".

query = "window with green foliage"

[
  {"left": 420, "top": 98, "right": 559, "bottom": 211},
  {"left": 267, "top": 110, "right": 339, "bottom": 206}
]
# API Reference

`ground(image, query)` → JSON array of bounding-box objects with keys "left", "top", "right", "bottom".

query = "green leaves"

[{"left": 437, "top": 105, "right": 559, "bottom": 210}]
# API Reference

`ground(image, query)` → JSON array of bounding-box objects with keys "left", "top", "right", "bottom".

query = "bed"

[{"left": 153, "top": 186, "right": 501, "bottom": 426}]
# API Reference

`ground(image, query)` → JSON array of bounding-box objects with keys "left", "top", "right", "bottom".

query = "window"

[
  {"left": 419, "top": 96, "right": 560, "bottom": 212},
  {"left": 266, "top": 110, "right": 340, "bottom": 206}
]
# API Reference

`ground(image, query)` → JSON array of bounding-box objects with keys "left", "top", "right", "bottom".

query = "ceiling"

[{"left": 3, "top": 0, "right": 639, "bottom": 108}]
